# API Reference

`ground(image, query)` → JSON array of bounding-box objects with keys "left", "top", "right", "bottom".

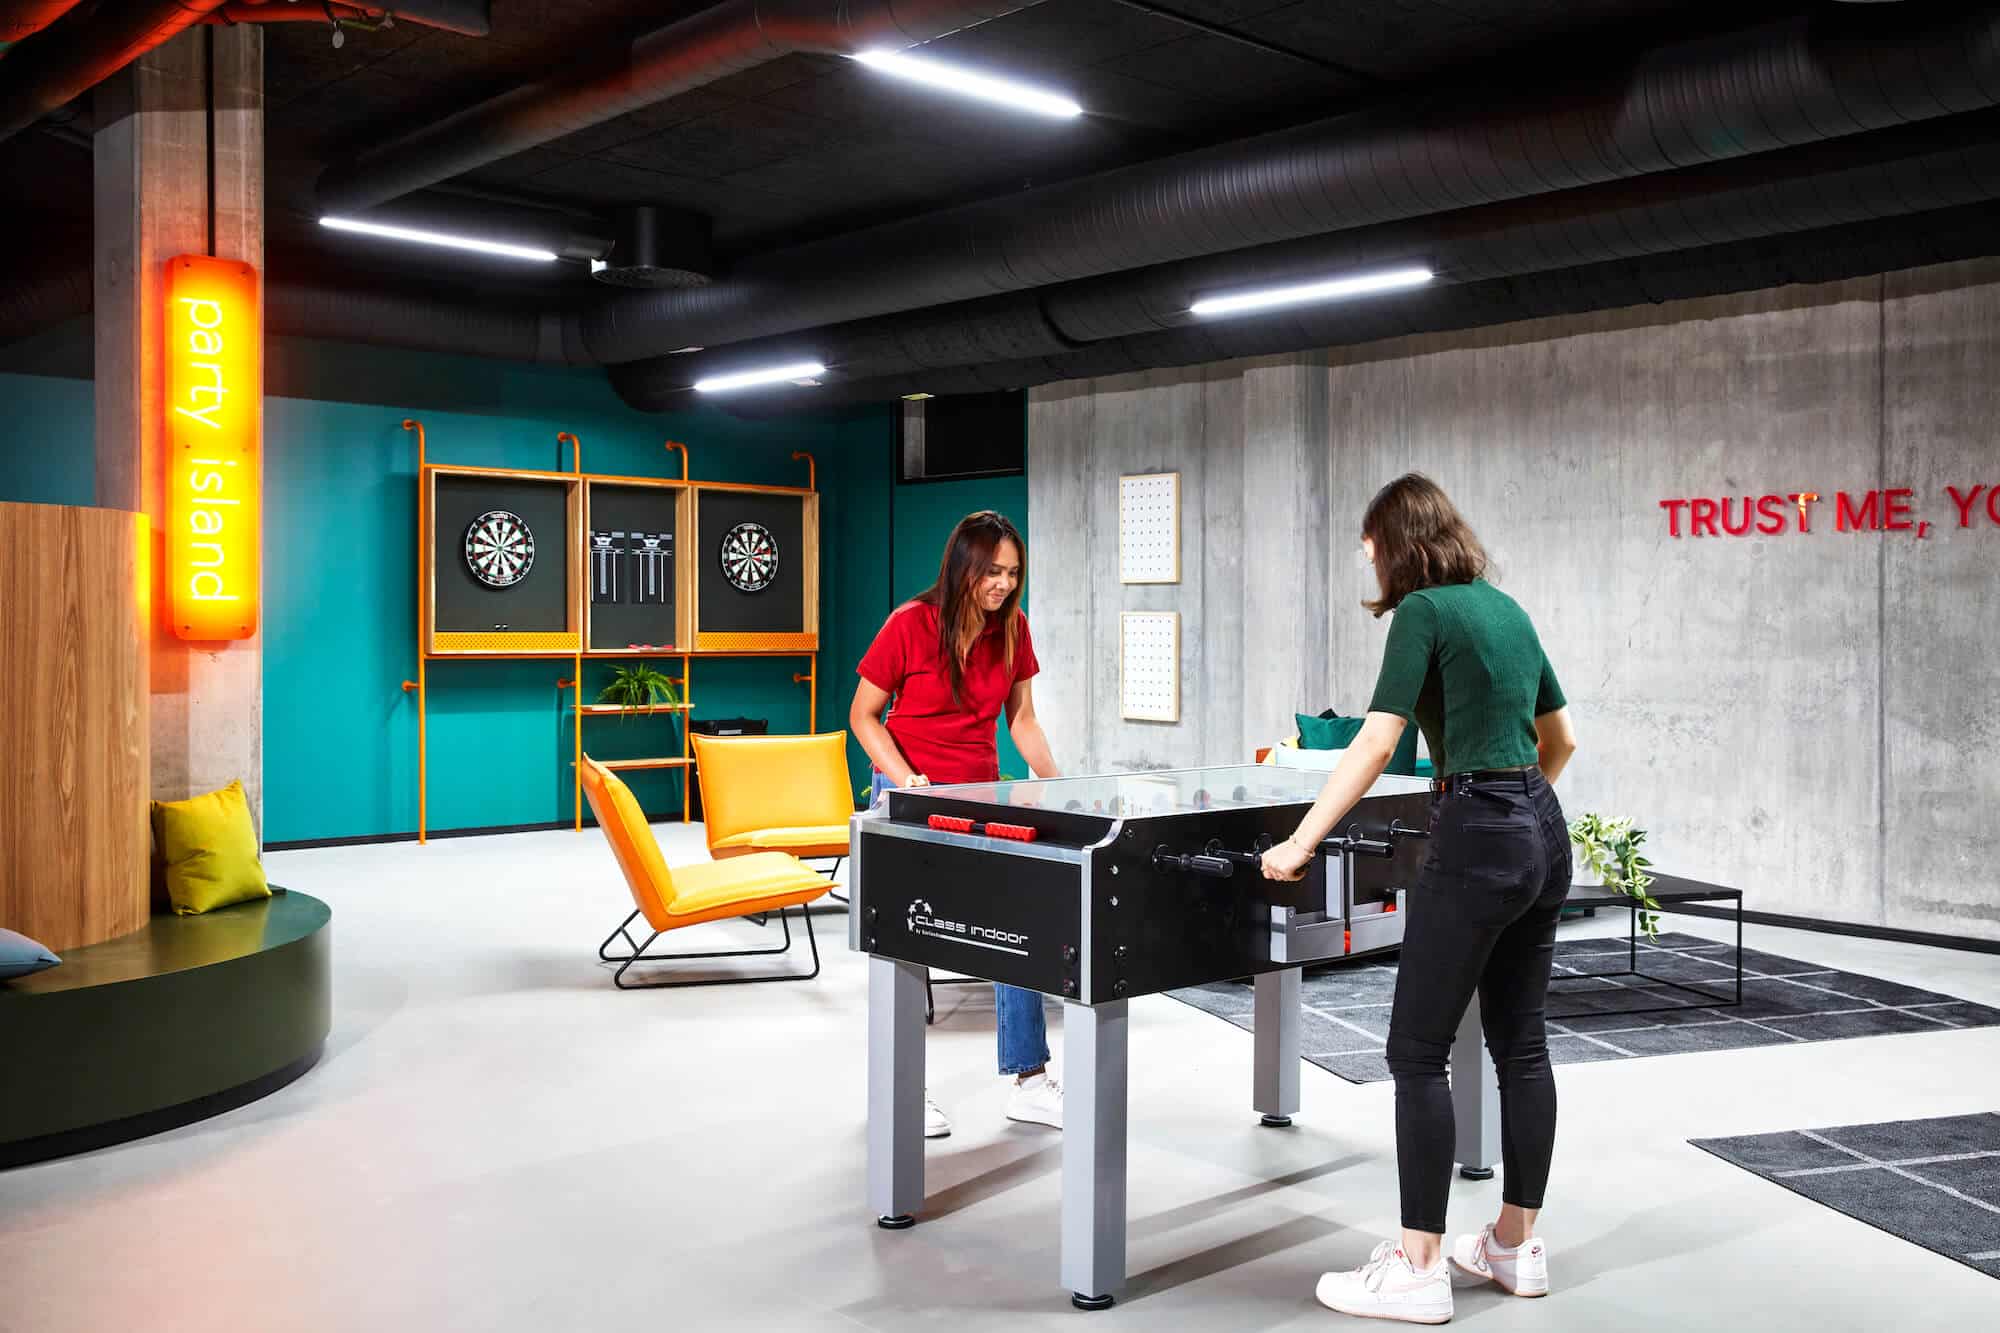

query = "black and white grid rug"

[
  {"left": 1692, "top": 1113, "right": 2000, "bottom": 1279},
  {"left": 1167, "top": 932, "right": 2000, "bottom": 1085}
]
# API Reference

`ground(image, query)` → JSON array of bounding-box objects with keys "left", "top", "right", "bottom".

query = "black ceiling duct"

[
  {"left": 315, "top": 0, "right": 1048, "bottom": 215},
  {"left": 589, "top": 206, "right": 713, "bottom": 291},
  {"left": 712, "top": 198, "right": 2000, "bottom": 414},
  {"left": 607, "top": 110, "right": 2000, "bottom": 408},
  {"left": 572, "top": 2, "right": 2000, "bottom": 366}
]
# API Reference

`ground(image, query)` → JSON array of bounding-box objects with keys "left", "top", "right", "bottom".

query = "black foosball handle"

[
  {"left": 1203, "top": 836, "right": 1271, "bottom": 870},
  {"left": 1321, "top": 825, "right": 1395, "bottom": 859},
  {"left": 1152, "top": 846, "right": 1235, "bottom": 879}
]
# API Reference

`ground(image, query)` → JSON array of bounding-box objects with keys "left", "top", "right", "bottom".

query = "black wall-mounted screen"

[
  {"left": 696, "top": 490, "right": 805, "bottom": 635},
  {"left": 899, "top": 390, "right": 1025, "bottom": 482},
  {"left": 589, "top": 484, "right": 678, "bottom": 651},
  {"left": 433, "top": 475, "right": 569, "bottom": 634}
]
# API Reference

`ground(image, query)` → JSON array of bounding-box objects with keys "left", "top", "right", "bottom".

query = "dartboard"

[
  {"left": 464, "top": 510, "right": 535, "bottom": 588},
  {"left": 719, "top": 521, "right": 779, "bottom": 593}
]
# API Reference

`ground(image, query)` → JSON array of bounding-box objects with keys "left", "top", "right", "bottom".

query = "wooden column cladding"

[{"left": 0, "top": 503, "right": 151, "bottom": 952}]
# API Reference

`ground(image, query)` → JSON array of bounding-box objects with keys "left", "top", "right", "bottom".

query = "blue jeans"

[{"left": 871, "top": 771, "right": 1051, "bottom": 1076}]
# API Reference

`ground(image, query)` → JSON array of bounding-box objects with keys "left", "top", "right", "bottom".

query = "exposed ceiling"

[
  {"left": 262, "top": 1, "right": 1757, "bottom": 256},
  {"left": 7, "top": 0, "right": 1999, "bottom": 411}
]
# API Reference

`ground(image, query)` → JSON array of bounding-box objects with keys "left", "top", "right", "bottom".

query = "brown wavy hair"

[
  {"left": 916, "top": 511, "right": 1025, "bottom": 704},
  {"left": 1361, "top": 473, "right": 1487, "bottom": 616}
]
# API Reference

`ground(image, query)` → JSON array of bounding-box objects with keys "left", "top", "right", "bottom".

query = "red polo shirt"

[{"left": 857, "top": 601, "right": 1039, "bottom": 784}]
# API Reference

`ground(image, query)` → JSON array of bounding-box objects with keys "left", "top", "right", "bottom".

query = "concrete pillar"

[
  {"left": 94, "top": 26, "right": 265, "bottom": 830},
  {"left": 1241, "top": 354, "right": 1332, "bottom": 747}
]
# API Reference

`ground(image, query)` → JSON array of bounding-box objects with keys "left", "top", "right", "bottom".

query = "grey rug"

[
  {"left": 1692, "top": 1114, "right": 2000, "bottom": 1279},
  {"left": 1167, "top": 931, "right": 2000, "bottom": 1085}
]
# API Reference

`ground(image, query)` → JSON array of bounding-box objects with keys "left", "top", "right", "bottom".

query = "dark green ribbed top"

[{"left": 1366, "top": 580, "right": 1565, "bottom": 777}]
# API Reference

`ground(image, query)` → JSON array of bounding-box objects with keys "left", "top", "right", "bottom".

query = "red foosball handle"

[{"left": 927, "top": 814, "right": 1039, "bottom": 842}]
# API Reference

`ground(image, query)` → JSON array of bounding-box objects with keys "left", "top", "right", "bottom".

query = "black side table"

[{"left": 1549, "top": 881, "right": 1743, "bottom": 1017}]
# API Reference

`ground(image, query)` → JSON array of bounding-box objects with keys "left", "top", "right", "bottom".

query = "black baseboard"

[
  {"left": 265, "top": 813, "right": 692, "bottom": 852},
  {"left": 1637, "top": 873, "right": 2000, "bottom": 956},
  {"left": 1659, "top": 901, "right": 2000, "bottom": 957},
  {"left": 1, "top": 1044, "right": 325, "bottom": 1171}
]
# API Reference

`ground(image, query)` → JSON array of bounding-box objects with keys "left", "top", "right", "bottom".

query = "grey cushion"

[{"left": 0, "top": 927, "right": 61, "bottom": 980}]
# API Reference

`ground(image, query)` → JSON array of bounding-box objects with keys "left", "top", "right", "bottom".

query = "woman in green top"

[{"left": 1261, "top": 473, "right": 1578, "bottom": 1325}]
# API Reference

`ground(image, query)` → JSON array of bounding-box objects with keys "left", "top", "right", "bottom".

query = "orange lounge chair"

[
  {"left": 580, "top": 755, "right": 830, "bottom": 989},
  {"left": 690, "top": 730, "right": 855, "bottom": 901}
]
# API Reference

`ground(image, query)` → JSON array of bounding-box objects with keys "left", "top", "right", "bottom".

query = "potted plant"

[
  {"left": 597, "top": 664, "right": 680, "bottom": 719},
  {"left": 1568, "top": 813, "right": 1663, "bottom": 939}
]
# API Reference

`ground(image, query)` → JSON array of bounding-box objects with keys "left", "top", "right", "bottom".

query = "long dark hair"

[
  {"left": 1361, "top": 473, "right": 1487, "bottom": 617},
  {"left": 916, "top": 511, "right": 1025, "bottom": 703}
]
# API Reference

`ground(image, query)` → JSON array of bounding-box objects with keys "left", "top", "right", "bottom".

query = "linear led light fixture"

[
  {"left": 852, "top": 49, "right": 1082, "bottom": 118},
  {"left": 1189, "top": 265, "right": 1435, "bottom": 317},
  {"left": 693, "top": 361, "right": 828, "bottom": 393},
  {"left": 320, "top": 216, "right": 558, "bottom": 262}
]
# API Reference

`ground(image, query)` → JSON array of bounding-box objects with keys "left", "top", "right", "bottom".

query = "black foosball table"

[{"left": 850, "top": 764, "right": 1504, "bottom": 1310}]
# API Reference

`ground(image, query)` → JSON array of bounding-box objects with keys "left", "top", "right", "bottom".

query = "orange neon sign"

[{"left": 165, "top": 255, "right": 260, "bottom": 641}]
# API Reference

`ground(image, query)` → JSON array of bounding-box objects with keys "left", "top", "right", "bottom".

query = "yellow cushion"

[
  {"left": 666, "top": 852, "right": 831, "bottom": 917},
  {"left": 711, "top": 824, "right": 850, "bottom": 852},
  {"left": 150, "top": 780, "right": 271, "bottom": 916},
  {"left": 690, "top": 732, "right": 854, "bottom": 852}
]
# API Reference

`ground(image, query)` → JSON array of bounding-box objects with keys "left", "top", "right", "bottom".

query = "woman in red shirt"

[{"left": 851, "top": 511, "right": 1063, "bottom": 1139}]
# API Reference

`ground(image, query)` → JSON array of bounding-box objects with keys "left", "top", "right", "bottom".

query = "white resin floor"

[{"left": 3, "top": 823, "right": 1997, "bottom": 1332}]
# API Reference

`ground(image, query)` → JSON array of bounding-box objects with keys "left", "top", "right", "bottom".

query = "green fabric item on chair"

[{"left": 1296, "top": 709, "right": 1422, "bottom": 777}]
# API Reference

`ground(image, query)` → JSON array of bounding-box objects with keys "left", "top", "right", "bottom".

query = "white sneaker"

[
  {"left": 1315, "top": 1241, "right": 1453, "bottom": 1324},
  {"left": 1004, "top": 1069, "right": 1063, "bottom": 1129},
  {"left": 1449, "top": 1225, "right": 1548, "bottom": 1297},
  {"left": 924, "top": 1091, "right": 952, "bottom": 1139}
]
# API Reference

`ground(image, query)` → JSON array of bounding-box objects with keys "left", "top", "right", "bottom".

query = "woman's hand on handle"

[
  {"left": 1260, "top": 836, "right": 1314, "bottom": 881},
  {"left": 1269, "top": 712, "right": 1407, "bottom": 878}
]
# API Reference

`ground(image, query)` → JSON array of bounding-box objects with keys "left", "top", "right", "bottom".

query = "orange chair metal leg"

[{"left": 597, "top": 905, "right": 821, "bottom": 989}]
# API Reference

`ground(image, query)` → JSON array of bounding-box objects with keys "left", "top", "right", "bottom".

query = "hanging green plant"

[
  {"left": 597, "top": 664, "right": 680, "bottom": 720},
  {"left": 1568, "top": 813, "right": 1663, "bottom": 939}
]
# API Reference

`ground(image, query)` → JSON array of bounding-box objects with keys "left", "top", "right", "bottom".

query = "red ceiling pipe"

[
  {"left": 202, "top": 0, "right": 488, "bottom": 33},
  {"left": 203, "top": 4, "right": 386, "bottom": 24},
  {"left": 0, "top": 0, "right": 231, "bottom": 142},
  {"left": 0, "top": 1, "right": 84, "bottom": 47}
]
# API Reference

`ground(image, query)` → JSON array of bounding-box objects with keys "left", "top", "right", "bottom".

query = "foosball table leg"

[
  {"left": 869, "top": 957, "right": 928, "bottom": 1227},
  {"left": 1062, "top": 999, "right": 1129, "bottom": 1310},
  {"left": 1253, "top": 967, "right": 1302, "bottom": 1127},
  {"left": 1451, "top": 994, "right": 1501, "bottom": 1180}
]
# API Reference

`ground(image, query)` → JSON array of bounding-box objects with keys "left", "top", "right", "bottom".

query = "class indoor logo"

[
  {"left": 906, "top": 897, "right": 1031, "bottom": 956},
  {"left": 165, "top": 255, "right": 260, "bottom": 641}
]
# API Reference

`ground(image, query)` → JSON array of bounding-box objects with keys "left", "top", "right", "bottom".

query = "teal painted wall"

[
  {"left": 888, "top": 473, "right": 1035, "bottom": 780},
  {"left": 258, "top": 337, "right": 893, "bottom": 842},
  {"left": 0, "top": 333, "right": 1031, "bottom": 835},
  {"left": 0, "top": 371, "right": 94, "bottom": 505}
]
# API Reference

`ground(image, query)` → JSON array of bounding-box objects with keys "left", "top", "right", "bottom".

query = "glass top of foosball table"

[{"left": 917, "top": 764, "right": 1419, "bottom": 818}]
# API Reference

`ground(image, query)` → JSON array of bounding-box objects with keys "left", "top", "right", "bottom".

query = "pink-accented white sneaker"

[
  {"left": 1004, "top": 1069, "right": 1063, "bottom": 1129},
  {"left": 1449, "top": 1225, "right": 1548, "bottom": 1297},
  {"left": 1315, "top": 1241, "right": 1454, "bottom": 1323},
  {"left": 923, "top": 1091, "right": 951, "bottom": 1139}
]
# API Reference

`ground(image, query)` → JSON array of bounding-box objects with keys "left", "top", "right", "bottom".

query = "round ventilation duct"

[{"left": 590, "top": 206, "right": 713, "bottom": 290}]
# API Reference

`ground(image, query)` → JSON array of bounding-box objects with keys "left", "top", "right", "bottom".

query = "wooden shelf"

[
  {"left": 590, "top": 757, "right": 694, "bottom": 772},
  {"left": 577, "top": 703, "right": 692, "bottom": 715}
]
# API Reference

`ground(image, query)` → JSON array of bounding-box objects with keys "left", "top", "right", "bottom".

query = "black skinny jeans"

[{"left": 1385, "top": 768, "right": 1570, "bottom": 1234}]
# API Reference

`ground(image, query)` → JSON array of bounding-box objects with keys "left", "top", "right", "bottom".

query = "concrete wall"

[{"left": 1028, "top": 259, "right": 2000, "bottom": 941}]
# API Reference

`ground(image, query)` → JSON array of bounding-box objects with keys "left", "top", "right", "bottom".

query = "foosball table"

[{"left": 850, "top": 764, "right": 1504, "bottom": 1309}]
